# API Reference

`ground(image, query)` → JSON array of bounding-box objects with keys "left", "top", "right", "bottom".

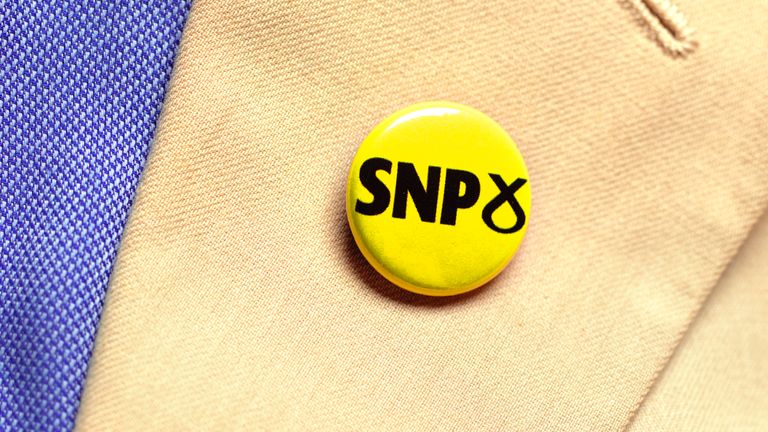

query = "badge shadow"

[{"left": 331, "top": 182, "right": 508, "bottom": 308}]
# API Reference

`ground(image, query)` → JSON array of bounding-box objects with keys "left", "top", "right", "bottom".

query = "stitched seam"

[
  {"left": 624, "top": 0, "right": 698, "bottom": 57},
  {"left": 620, "top": 203, "right": 768, "bottom": 431}
]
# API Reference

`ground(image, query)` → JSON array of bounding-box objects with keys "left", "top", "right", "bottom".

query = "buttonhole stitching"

[{"left": 624, "top": 0, "right": 698, "bottom": 57}]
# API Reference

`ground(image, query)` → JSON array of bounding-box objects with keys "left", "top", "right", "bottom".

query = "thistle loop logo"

[{"left": 482, "top": 175, "right": 527, "bottom": 234}]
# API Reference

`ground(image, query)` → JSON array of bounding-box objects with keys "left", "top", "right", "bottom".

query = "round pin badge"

[{"left": 346, "top": 101, "right": 530, "bottom": 296}]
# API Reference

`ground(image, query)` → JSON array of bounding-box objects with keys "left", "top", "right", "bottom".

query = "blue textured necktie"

[{"left": 0, "top": 1, "right": 191, "bottom": 430}]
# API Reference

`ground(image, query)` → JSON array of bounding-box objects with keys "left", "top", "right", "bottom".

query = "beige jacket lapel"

[{"left": 76, "top": 0, "right": 768, "bottom": 429}]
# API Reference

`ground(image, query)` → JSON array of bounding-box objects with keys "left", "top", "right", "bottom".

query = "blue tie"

[{"left": 0, "top": 1, "right": 191, "bottom": 430}]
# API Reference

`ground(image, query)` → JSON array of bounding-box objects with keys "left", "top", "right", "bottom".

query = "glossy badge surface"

[{"left": 346, "top": 102, "right": 530, "bottom": 296}]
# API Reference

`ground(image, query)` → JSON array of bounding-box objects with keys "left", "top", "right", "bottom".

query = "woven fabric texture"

[
  {"left": 76, "top": 0, "right": 768, "bottom": 430},
  {"left": 0, "top": 1, "right": 190, "bottom": 430},
  {"left": 629, "top": 211, "right": 768, "bottom": 431}
]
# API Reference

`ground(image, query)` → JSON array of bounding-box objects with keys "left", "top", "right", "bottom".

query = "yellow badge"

[{"left": 346, "top": 102, "right": 531, "bottom": 296}]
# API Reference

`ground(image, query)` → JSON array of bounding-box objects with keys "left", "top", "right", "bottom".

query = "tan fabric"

[
  {"left": 629, "top": 212, "right": 768, "bottom": 431},
  {"left": 76, "top": 0, "right": 768, "bottom": 430}
]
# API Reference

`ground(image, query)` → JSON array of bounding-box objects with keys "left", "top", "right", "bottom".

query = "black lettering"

[
  {"left": 355, "top": 157, "right": 392, "bottom": 216},
  {"left": 439, "top": 169, "right": 480, "bottom": 225},
  {"left": 392, "top": 162, "right": 441, "bottom": 223}
]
